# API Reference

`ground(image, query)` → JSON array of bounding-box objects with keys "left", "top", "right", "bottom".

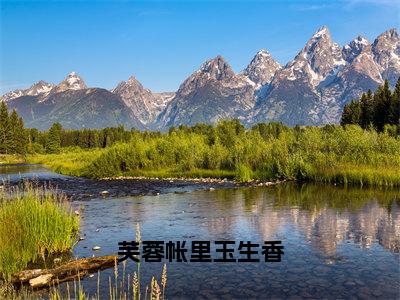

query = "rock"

[
  {"left": 29, "top": 274, "right": 53, "bottom": 288},
  {"left": 92, "top": 246, "right": 101, "bottom": 251}
]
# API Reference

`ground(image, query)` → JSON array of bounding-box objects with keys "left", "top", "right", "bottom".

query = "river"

[{"left": 1, "top": 164, "right": 399, "bottom": 299}]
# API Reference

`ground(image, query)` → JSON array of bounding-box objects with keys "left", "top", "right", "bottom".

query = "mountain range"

[{"left": 2, "top": 26, "right": 399, "bottom": 130}]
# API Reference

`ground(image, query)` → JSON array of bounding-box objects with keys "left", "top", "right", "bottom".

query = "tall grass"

[
  {"left": 0, "top": 154, "right": 26, "bottom": 165},
  {"left": 27, "top": 124, "right": 400, "bottom": 187},
  {"left": 0, "top": 183, "right": 79, "bottom": 281}
]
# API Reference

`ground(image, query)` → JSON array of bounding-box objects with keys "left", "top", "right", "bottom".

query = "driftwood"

[{"left": 11, "top": 255, "right": 118, "bottom": 288}]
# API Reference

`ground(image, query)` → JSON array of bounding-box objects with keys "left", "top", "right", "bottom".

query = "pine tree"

[
  {"left": 15, "top": 116, "right": 28, "bottom": 154},
  {"left": 360, "top": 91, "right": 373, "bottom": 129},
  {"left": 46, "top": 123, "right": 62, "bottom": 153},
  {"left": 9, "top": 109, "right": 19, "bottom": 153},
  {"left": 373, "top": 80, "right": 392, "bottom": 131},
  {"left": 341, "top": 100, "right": 361, "bottom": 126},
  {"left": 0, "top": 102, "right": 13, "bottom": 154},
  {"left": 390, "top": 78, "right": 400, "bottom": 128}
]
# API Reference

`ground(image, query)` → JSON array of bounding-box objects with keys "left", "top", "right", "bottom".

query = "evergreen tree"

[
  {"left": 15, "top": 116, "right": 28, "bottom": 154},
  {"left": 341, "top": 78, "right": 399, "bottom": 133},
  {"left": 46, "top": 123, "right": 62, "bottom": 153},
  {"left": 390, "top": 78, "right": 400, "bottom": 128},
  {"left": 0, "top": 102, "right": 13, "bottom": 154},
  {"left": 373, "top": 80, "right": 392, "bottom": 131},
  {"left": 9, "top": 109, "right": 20, "bottom": 153},
  {"left": 341, "top": 100, "right": 361, "bottom": 126},
  {"left": 360, "top": 91, "right": 373, "bottom": 129}
]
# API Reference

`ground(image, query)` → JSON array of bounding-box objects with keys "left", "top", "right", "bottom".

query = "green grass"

[
  {"left": 0, "top": 183, "right": 79, "bottom": 281},
  {"left": 311, "top": 164, "right": 400, "bottom": 187},
  {"left": 26, "top": 125, "right": 400, "bottom": 187},
  {"left": 28, "top": 148, "right": 104, "bottom": 177}
]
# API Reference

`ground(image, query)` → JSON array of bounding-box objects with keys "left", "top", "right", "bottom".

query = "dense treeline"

[
  {"left": 28, "top": 123, "right": 136, "bottom": 154},
  {"left": 0, "top": 102, "right": 28, "bottom": 154},
  {"left": 341, "top": 79, "right": 400, "bottom": 133}
]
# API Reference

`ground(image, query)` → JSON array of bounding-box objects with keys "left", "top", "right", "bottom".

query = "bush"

[{"left": 235, "top": 164, "right": 253, "bottom": 182}]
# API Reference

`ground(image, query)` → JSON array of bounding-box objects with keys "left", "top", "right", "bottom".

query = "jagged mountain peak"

[
  {"left": 373, "top": 28, "right": 399, "bottom": 52},
  {"left": 255, "top": 49, "right": 272, "bottom": 57},
  {"left": 312, "top": 25, "right": 329, "bottom": 38},
  {"left": 126, "top": 75, "right": 141, "bottom": 84},
  {"left": 242, "top": 49, "right": 282, "bottom": 86},
  {"left": 198, "top": 55, "right": 235, "bottom": 80},
  {"left": 113, "top": 75, "right": 146, "bottom": 91},
  {"left": 303, "top": 26, "right": 332, "bottom": 52},
  {"left": 376, "top": 28, "right": 398, "bottom": 41},
  {"left": 343, "top": 36, "right": 370, "bottom": 62},
  {"left": 303, "top": 25, "right": 341, "bottom": 60},
  {"left": 112, "top": 74, "right": 171, "bottom": 125},
  {"left": 272, "top": 26, "right": 345, "bottom": 87},
  {"left": 0, "top": 80, "right": 55, "bottom": 102},
  {"left": 26, "top": 80, "right": 55, "bottom": 96},
  {"left": 175, "top": 56, "right": 239, "bottom": 97},
  {"left": 55, "top": 71, "right": 87, "bottom": 92},
  {"left": 372, "top": 28, "right": 400, "bottom": 87}
]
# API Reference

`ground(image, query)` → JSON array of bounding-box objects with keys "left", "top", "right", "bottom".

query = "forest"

[{"left": 341, "top": 79, "right": 399, "bottom": 133}]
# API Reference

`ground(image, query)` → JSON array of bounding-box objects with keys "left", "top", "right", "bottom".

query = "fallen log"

[{"left": 12, "top": 255, "right": 118, "bottom": 288}]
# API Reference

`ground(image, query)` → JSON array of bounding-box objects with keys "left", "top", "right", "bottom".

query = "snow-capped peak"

[
  {"left": 0, "top": 80, "right": 55, "bottom": 102},
  {"left": 343, "top": 36, "right": 370, "bottom": 62},
  {"left": 256, "top": 49, "right": 271, "bottom": 57},
  {"left": 198, "top": 55, "right": 235, "bottom": 80},
  {"left": 242, "top": 49, "right": 282, "bottom": 86},
  {"left": 372, "top": 28, "right": 400, "bottom": 77},
  {"left": 26, "top": 80, "right": 55, "bottom": 96},
  {"left": 55, "top": 71, "right": 87, "bottom": 92},
  {"left": 312, "top": 25, "right": 329, "bottom": 39}
]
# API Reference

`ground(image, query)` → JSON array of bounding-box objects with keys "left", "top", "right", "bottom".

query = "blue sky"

[{"left": 0, "top": 0, "right": 399, "bottom": 94}]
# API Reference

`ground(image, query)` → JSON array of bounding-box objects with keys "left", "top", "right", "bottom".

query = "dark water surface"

[{"left": 2, "top": 165, "right": 400, "bottom": 299}]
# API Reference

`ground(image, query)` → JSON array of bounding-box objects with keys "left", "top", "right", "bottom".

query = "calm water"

[
  {"left": 0, "top": 164, "right": 70, "bottom": 181},
  {"left": 2, "top": 165, "right": 400, "bottom": 299}
]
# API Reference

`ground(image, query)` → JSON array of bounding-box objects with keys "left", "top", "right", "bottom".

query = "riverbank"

[{"left": 2, "top": 166, "right": 286, "bottom": 201}]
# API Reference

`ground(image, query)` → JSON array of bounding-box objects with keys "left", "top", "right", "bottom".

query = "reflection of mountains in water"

[{"left": 203, "top": 185, "right": 400, "bottom": 256}]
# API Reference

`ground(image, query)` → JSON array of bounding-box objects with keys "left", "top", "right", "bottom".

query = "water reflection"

[
  {"left": 204, "top": 185, "right": 399, "bottom": 256},
  {"left": 0, "top": 163, "right": 69, "bottom": 181},
  {"left": 70, "top": 183, "right": 399, "bottom": 298}
]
